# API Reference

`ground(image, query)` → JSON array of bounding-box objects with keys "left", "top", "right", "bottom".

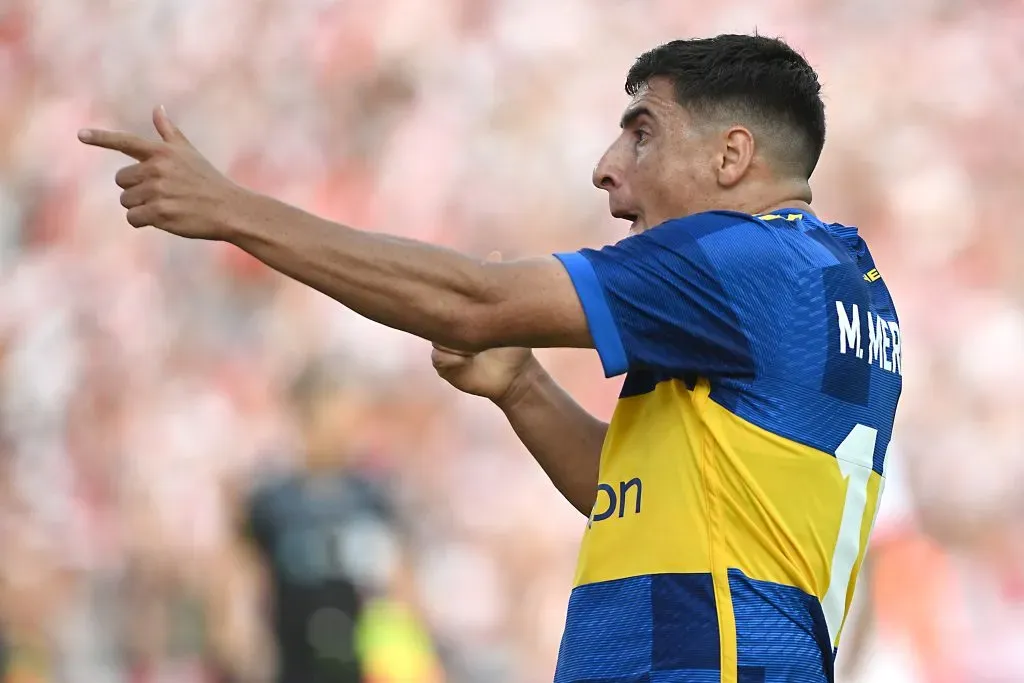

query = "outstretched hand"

[{"left": 79, "top": 106, "right": 243, "bottom": 240}]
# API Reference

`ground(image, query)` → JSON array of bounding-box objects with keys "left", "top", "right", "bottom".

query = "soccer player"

[
  {"left": 80, "top": 34, "right": 902, "bottom": 683},
  {"left": 240, "top": 361, "right": 404, "bottom": 683}
]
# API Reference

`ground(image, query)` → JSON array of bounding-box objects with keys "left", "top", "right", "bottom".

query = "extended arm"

[
  {"left": 83, "top": 113, "right": 766, "bottom": 518},
  {"left": 224, "top": 191, "right": 591, "bottom": 352},
  {"left": 79, "top": 111, "right": 592, "bottom": 353},
  {"left": 82, "top": 109, "right": 763, "bottom": 376},
  {"left": 495, "top": 357, "right": 607, "bottom": 517}
]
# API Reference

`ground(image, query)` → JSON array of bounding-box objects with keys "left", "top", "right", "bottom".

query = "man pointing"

[{"left": 82, "top": 35, "right": 902, "bottom": 683}]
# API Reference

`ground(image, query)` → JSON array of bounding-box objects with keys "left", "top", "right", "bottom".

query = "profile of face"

[{"left": 592, "top": 76, "right": 756, "bottom": 235}]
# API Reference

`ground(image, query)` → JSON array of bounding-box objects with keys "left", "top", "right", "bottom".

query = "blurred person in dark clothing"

[{"left": 239, "top": 360, "right": 403, "bottom": 683}]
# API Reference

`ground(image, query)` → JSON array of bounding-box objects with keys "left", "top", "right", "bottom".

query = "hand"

[
  {"left": 78, "top": 106, "right": 243, "bottom": 240},
  {"left": 431, "top": 252, "right": 539, "bottom": 405},
  {"left": 432, "top": 343, "right": 538, "bottom": 405}
]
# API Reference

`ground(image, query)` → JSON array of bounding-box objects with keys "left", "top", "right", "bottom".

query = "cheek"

[
  {"left": 644, "top": 152, "right": 707, "bottom": 219},
  {"left": 639, "top": 147, "right": 683, "bottom": 196},
  {"left": 635, "top": 145, "right": 669, "bottom": 190}
]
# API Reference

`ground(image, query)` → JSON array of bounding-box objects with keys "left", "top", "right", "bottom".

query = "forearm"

[
  {"left": 222, "top": 190, "right": 492, "bottom": 349},
  {"left": 496, "top": 358, "right": 607, "bottom": 517}
]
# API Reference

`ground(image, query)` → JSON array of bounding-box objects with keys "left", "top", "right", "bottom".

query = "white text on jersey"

[{"left": 835, "top": 301, "right": 902, "bottom": 376}]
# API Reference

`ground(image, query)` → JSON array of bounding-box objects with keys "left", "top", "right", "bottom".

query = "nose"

[{"left": 592, "top": 145, "right": 621, "bottom": 191}]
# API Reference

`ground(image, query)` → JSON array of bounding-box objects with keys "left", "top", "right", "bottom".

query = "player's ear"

[{"left": 717, "top": 126, "right": 755, "bottom": 188}]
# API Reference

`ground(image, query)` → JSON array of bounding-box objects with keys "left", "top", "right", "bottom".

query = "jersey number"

[{"left": 821, "top": 425, "right": 886, "bottom": 647}]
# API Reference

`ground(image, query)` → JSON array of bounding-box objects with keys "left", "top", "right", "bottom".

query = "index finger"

[{"left": 78, "top": 129, "right": 162, "bottom": 161}]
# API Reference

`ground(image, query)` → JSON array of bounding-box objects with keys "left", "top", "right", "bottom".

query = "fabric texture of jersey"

[{"left": 552, "top": 209, "right": 902, "bottom": 683}]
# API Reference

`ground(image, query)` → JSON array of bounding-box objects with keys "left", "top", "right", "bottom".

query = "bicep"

[
  {"left": 589, "top": 239, "right": 755, "bottom": 377},
  {"left": 543, "top": 216, "right": 764, "bottom": 378},
  {"left": 463, "top": 217, "right": 764, "bottom": 383},
  {"left": 465, "top": 256, "right": 595, "bottom": 350}
]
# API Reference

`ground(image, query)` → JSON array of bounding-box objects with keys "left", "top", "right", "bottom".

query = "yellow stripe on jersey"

[{"left": 575, "top": 378, "right": 885, "bottom": 677}]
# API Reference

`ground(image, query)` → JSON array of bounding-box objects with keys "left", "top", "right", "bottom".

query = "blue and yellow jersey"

[{"left": 553, "top": 208, "right": 902, "bottom": 683}]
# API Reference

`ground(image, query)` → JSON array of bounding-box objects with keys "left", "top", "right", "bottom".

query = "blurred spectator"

[{"left": 220, "top": 356, "right": 439, "bottom": 683}]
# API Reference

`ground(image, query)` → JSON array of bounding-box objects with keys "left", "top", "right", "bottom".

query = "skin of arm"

[
  {"left": 78, "top": 112, "right": 594, "bottom": 353},
  {"left": 222, "top": 190, "right": 591, "bottom": 353},
  {"left": 494, "top": 355, "right": 608, "bottom": 517},
  {"left": 81, "top": 111, "right": 615, "bottom": 517},
  {"left": 228, "top": 195, "right": 612, "bottom": 516}
]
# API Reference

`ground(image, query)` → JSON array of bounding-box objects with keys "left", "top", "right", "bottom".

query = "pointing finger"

[
  {"left": 78, "top": 129, "right": 161, "bottom": 161},
  {"left": 153, "top": 106, "right": 190, "bottom": 146}
]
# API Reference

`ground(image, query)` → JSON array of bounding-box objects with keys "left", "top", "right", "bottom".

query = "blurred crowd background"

[{"left": 1, "top": 0, "right": 1023, "bottom": 681}]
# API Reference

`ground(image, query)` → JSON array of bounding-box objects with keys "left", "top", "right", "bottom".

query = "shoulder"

[
  {"left": 642, "top": 211, "right": 796, "bottom": 255},
  {"left": 637, "top": 211, "right": 813, "bottom": 278},
  {"left": 571, "top": 210, "right": 823, "bottom": 292},
  {"left": 644, "top": 210, "right": 762, "bottom": 242}
]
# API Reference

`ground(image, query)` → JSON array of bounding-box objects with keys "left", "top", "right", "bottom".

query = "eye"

[{"left": 634, "top": 129, "right": 650, "bottom": 146}]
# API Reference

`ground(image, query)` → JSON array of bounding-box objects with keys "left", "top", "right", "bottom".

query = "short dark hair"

[{"left": 626, "top": 34, "right": 826, "bottom": 178}]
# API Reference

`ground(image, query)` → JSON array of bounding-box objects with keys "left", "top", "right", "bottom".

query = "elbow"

[
  {"left": 435, "top": 260, "right": 510, "bottom": 351},
  {"left": 441, "top": 303, "right": 498, "bottom": 353}
]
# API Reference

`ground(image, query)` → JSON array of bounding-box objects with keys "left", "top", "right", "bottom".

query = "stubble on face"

[{"left": 612, "top": 78, "right": 720, "bottom": 233}]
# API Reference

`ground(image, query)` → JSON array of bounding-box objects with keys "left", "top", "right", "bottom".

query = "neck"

[
  {"left": 748, "top": 177, "right": 815, "bottom": 216},
  {"left": 760, "top": 199, "right": 815, "bottom": 216},
  {"left": 303, "top": 442, "right": 349, "bottom": 471}
]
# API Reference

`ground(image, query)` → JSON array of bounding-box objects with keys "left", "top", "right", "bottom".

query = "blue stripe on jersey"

[
  {"left": 820, "top": 263, "right": 872, "bottom": 406},
  {"left": 651, "top": 672, "right": 722, "bottom": 682},
  {"left": 572, "top": 215, "right": 756, "bottom": 380},
  {"left": 729, "top": 570, "right": 833, "bottom": 683},
  {"left": 555, "top": 576, "right": 653, "bottom": 682},
  {"left": 555, "top": 574, "right": 721, "bottom": 683},
  {"left": 555, "top": 251, "right": 628, "bottom": 377},
  {"left": 651, "top": 574, "right": 720, "bottom": 670},
  {"left": 699, "top": 213, "right": 900, "bottom": 475}
]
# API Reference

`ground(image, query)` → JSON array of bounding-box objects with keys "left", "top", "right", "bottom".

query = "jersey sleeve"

[{"left": 554, "top": 212, "right": 766, "bottom": 378}]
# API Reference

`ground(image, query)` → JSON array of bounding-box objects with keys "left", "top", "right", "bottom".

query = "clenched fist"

[
  {"left": 79, "top": 106, "right": 245, "bottom": 240},
  {"left": 431, "top": 343, "right": 538, "bottom": 404}
]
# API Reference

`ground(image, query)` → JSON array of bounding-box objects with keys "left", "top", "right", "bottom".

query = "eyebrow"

[{"left": 619, "top": 105, "right": 654, "bottom": 129}]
